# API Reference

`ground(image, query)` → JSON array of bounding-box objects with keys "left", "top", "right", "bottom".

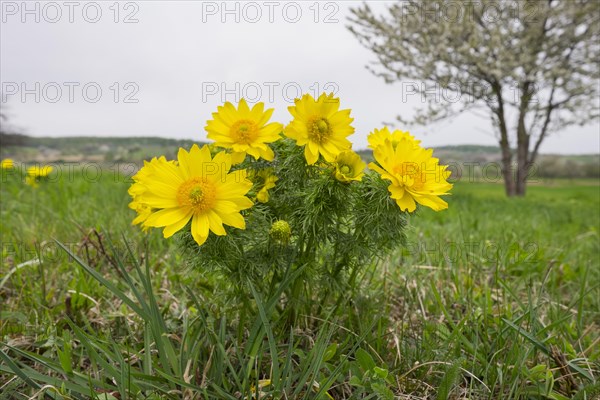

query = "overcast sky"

[{"left": 1, "top": 1, "right": 599, "bottom": 153}]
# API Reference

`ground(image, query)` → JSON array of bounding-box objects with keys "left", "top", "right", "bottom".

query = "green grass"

[
  {"left": 395, "top": 182, "right": 599, "bottom": 397},
  {"left": 1, "top": 166, "right": 599, "bottom": 399}
]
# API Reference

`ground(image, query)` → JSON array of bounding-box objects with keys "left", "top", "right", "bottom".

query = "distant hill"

[
  {"left": 434, "top": 144, "right": 501, "bottom": 153},
  {"left": 356, "top": 144, "right": 503, "bottom": 165},
  {"left": 358, "top": 143, "right": 599, "bottom": 180},
  {"left": 1, "top": 134, "right": 598, "bottom": 179},
  {"left": 0, "top": 133, "right": 203, "bottom": 163}
]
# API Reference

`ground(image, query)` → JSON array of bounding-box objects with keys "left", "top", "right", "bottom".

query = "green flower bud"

[{"left": 269, "top": 220, "right": 291, "bottom": 244}]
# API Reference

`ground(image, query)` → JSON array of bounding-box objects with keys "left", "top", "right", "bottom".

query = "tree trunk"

[
  {"left": 515, "top": 152, "right": 529, "bottom": 196},
  {"left": 500, "top": 140, "right": 516, "bottom": 197},
  {"left": 496, "top": 110, "right": 516, "bottom": 196},
  {"left": 515, "top": 130, "right": 532, "bottom": 197},
  {"left": 515, "top": 128, "right": 530, "bottom": 197},
  {"left": 514, "top": 83, "right": 533, "bottom": 197},
  {"left": 492, "top": 82, "right": 517, "bottom": 197}
]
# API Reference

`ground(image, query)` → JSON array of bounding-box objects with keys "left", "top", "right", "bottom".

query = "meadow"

[{"left": 1, "top": 164, "right": 599, "bottom": 399}]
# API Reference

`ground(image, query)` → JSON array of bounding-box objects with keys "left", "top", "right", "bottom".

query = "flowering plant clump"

[
  {"left": 1, "top": 158, "right": 14, "bottom": 169},
  {"left": 129, "top": 93, "right": 452, "bottom": 319},
  {"left": 25, "top": 165, "right": 54, "bottom": 188},
  {"left": 1, "top": 160, "right": 56, "bottom": 188}
]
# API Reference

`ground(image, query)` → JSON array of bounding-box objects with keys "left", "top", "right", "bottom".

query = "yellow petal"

[
  {"left": 304, "top": 145, "right": 319, "bottom": 165},
  {"left": 207, "top": 210, "right": 226, "bottom": 235},
  {"left": 231, "top": 151, "right": 246, "bottom": 165},
  {"left": 396, "top": 193, "right": 417, "bottom": 212},
  {"left": 213, "top": 200, "right": 240, "bottom": 214},
  {"left": 218, "top": 211, "right": 246, "bottom": 230},
  {"left": 146, "top": 207, "right": 191, "bottom": 229},
  {"left": 140, "top": 194, "right": 179, "bottom": 209},
  {"left": 191, "top": 214, "right": 210, "bottom": 245},
  {"left": 163, "top": 211, "right": 193, "bottom": 237}
]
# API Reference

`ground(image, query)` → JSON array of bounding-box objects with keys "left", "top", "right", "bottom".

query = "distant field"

[
  {"left": 2, "top": 134, "right": 599, "bottom": 180},
  {"left": 1, "top": 163, "right": 598, "bottom": 398}
]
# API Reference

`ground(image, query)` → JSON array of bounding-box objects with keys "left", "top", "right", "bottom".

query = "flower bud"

[{"left": 269, "top": 220, "right": 291, "bottom": 244}]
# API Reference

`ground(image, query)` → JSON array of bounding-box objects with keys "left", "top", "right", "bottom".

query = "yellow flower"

[
  {"left": 284, "top": 93, "right": 354, "bottom": 165},
  {"left": 128, "top": 156, "right": 173, "bottom": 197},
  {"left": 205, "top": 99, "right": 283, "bottom": 164},
  {"left": 368, "top": 135, "right": 452, "bottom": 212},
  {"left": 129, "top": 199, "right": 153, "bottom": 230},
  {"left": 25, "top": 165, "right": 53, "bottom": 187},
  {"left": 135, "top": 144, "right": 253, "bottom": 246},
  {"left": 128, "top": 157, "right": 176, "bottom": 229},
  {"left": 25, "top": 175, "right": 39, "bottom": 188},
  {"left": 368, "top": 127, "right": 420, "bottom": 152},
  {"left": 253, "top": 169, "right": 278, "bottom": 203},
  {"left": 1, "top": 159, "right": 14, "bottom": 169},
  {"left": 250, "top": 379, "right": 273, "bottom": 398},
  {"left": 27, "top": 165, "right": 53, "bottom": 177},
  {"left": 334, "top": 151, "right": 366, "bottom": 183}
]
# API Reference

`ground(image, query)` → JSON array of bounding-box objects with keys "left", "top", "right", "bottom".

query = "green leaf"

[
  {"left": 0, "top": 349, "right": 41, "bottom": 391},
  {"left": 436, "top": 358, "right": 463, "bottom": 400},
  {"left": 502, "top": 317, "right": 550, "bottom": 355},
  {"left": 249, "top": 283, "right": 280, "bottom": 389},
  {"left": 355, "top": 348, "right": 376, "bottom": 372},
  {"left": 373, "top": 366, "right": 388, "bottom": 380},
  {"left": 372, "top": 381, "right": 395, "bottom": 400},
  {"left": 349, "top": 376, "right": 363, "bottom": 387},
  {"left": 573, "top": 381, "right": 600, "bottom": 400},
  {"left": 323, "top": 343, "right": 338, "bottom": 363}
]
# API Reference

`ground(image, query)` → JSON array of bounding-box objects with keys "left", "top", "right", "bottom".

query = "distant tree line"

[
  {"left": 0, "top": 133, "right": 31, "bottom": 147},
  {"left": 535, "top": 156, "right": 599, "bottom": 179},
  {"left": 2, "top": 133, "right": 597, "bottom": 180}
]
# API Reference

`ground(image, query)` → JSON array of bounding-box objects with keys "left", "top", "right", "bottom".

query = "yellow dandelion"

[
  {"left": 135, "top": 144, "right": 253, "bottom": 246},
  {"left": 368, "top": 135, "right": 452, "bottom": 212},
  {"left": 284, "top": 93, "right": 354, "bottom": 165},
  {"left": 333, "top": 151, "right": 366, "bottom": 183},
  {"left": 1, "top": 159, "right": 14, "bottom": 169},
  {"left": 205, "top": 99, "right": 283, "bottom": 164}
]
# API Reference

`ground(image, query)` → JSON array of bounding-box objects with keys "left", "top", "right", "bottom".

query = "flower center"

[
  {"left": 230, "top": 119, "right": 259, "bottom": 144},
  {"left": 340, "top": 165, "right": 351, "bottom": 175},
  {"left": 177, "top": 177, "right": 216, "bottom": 213},
  {"left": 307, "top": 116, "right": 331, "bottom": 143}
]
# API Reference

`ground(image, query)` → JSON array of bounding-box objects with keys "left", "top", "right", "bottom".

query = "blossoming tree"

[{"left": 348, "top": 0, "right": 600, "bottom": 196}]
